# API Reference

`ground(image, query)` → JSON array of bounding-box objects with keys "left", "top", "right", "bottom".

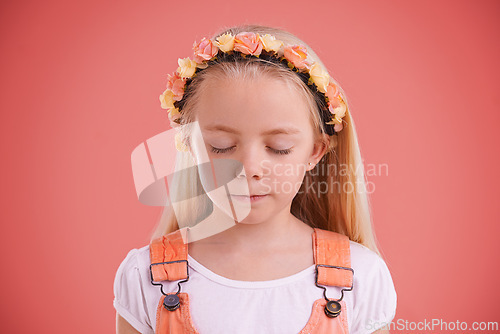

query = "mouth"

[{"left": 229, "top": 194, "right": 269, "bottom": 202}]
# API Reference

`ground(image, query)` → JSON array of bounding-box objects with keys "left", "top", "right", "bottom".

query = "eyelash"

[{"left": 210, "top": 146, "right": 293, "bottom": 155}]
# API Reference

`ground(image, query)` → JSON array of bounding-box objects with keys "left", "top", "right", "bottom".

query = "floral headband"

[{"left": 159, "top": 31, "right": 348, "bottom": 137}]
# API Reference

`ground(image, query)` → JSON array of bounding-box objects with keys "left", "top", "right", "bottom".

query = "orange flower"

[
  {"left": 283, "top": 45, "right": 310, "bottom": 70},
  {"left": 159, "top": 31, "right": 349, "bottom": 135},
  {"left": 325, "top": 83, "right": 340, "bottom": 101},
  {"left": 234, "top": 32, "right": 263, "bottom": 56},
  {"left": 193, "top": 38, "right": 218, "bottom": 63},
  {"left": 166, "top": 73, "right": 185, "bottom": 101}
]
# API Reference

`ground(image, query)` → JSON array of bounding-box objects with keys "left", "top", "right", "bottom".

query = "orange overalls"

[{"left": 149, "top": 228, "right": 354, "bottom": 333}]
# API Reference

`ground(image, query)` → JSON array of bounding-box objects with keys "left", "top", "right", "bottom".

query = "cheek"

[
  {"left": 266, "top": 150, "right": 309, "bottom": 178},
  {"left": 271, "top": 164, "right": 306, "bottom": 179},
  {"left": 263, "top": 162, "right": 308, "bottom": 196}
]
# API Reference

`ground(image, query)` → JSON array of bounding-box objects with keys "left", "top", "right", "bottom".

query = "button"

[
  {"left": 163, "top": 294, "right": 180, "bottom": 311},
  {"left": 324, "top": 300, "right": 341, "bottom": 318}
]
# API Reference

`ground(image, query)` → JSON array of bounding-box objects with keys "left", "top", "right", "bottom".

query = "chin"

[{"left": 235, "top": 212, "right": 270, "bottom": 225}]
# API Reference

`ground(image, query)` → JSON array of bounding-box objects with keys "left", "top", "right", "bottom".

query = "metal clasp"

[
  {"left": 149, "top": 260, "right": 190, "bottom": 311},
  {"left": 315, "top": 264, "right": 354, "bottom": 318}
]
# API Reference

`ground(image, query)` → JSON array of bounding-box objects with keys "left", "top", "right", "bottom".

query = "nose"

[{"left": 235, "top": 146, "right": 265, "bottom": 180}]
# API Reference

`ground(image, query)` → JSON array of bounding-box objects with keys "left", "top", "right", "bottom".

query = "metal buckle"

[
  {"left": 315, "top": 264, "right": 354, "bottom": 318},
  {"left": 315, "top": 264, "right": 354, "bottom": 302},
  {"left": 149, "top": 259, "right": 190, "bottom": 296}
]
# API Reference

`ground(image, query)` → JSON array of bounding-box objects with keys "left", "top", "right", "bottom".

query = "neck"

[{"left": 189, "top": 203, "right": 312, "bottom": 255}]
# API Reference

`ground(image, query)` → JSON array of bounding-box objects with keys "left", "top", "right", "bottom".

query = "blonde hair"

[{"left": 151, "top": 24, "right": 381, "bottom": 255}]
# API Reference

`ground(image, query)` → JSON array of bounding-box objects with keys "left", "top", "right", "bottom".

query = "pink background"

[{"left": 1, "top": 0, "right": 499, "bottom": 332}]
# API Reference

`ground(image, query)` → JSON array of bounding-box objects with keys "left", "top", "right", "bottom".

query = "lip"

[{"left": 229, "top": 194, "right": 268, "bottom": 202}]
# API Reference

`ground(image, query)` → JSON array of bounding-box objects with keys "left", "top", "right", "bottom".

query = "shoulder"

[
  {"left": 348, "top": 240, "right": 396, "bottom": 292},
  {"left": 113, "top": 244, "right": 152, "bottom": 302},
  {"left": 347, "top": 240, "right": 398, "bottom": 333},
  {"left": 114, "top": 245, "right": 153, "bottom": 297},
  {"left": 115, "top": 245, "right": 151, "bottom": 277},
  {"left": 349, "top": 241, "right": 387, "bottom": 273},
  {"left": 113, "top": 245, "right": 155, "bottom": 334}
]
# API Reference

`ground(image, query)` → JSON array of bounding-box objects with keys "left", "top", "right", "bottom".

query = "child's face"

[{"left": 190, "top": 75, "right": 327, "bottom": 224}]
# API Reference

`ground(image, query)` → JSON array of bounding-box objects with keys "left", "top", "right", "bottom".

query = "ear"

[{"left": 307, "top": 133, "right": 329, "bottom": 171}]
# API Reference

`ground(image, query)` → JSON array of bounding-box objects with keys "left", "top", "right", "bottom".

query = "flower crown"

[{"left": 159, "top": 31, "right": 348, "bottom": 136}]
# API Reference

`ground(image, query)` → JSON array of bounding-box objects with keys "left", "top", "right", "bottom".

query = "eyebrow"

[{"left": 204, "top": 124, "right": 301, "bottom": 136}]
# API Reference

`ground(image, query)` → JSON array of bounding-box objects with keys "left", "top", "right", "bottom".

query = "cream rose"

[
  {"left": 309, "top": 62, "right": 330, "bottom": 93},
  {"left": 176, "top": 57, "right": 197, "bottom": 78},
  {"left": 259, "top": 34, "right": 283, "bottom": 53},
  {"left": 159, "top": 89, "right": 175, "bottom": 109},
  {"left": 215, "top": 33, "right": 235, "bottom": 52}
]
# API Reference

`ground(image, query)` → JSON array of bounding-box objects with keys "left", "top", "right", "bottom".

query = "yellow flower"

[
  {"left": 309, "top": 62, "right": 330, "bottom": 94},
  {"left": 177, "top": 57, "right": 197, "bottom": 78},
  {"left": 159, "top": 89, "right": 175, "bottom": 109},
  {"left": 168, "top": 106, "right": 180, "bottom": 119},
  {"left": 215, "top": 33, "right": 235, "bottom": 52},
  {"left": 196, "top": 62, "right": 209, "bottom": 70},
  {"left": 259, "top": 34, "right": 283, "bottom": 53},
  {"left": 168, "top": 107, "right": 181, "bottom": 129}
]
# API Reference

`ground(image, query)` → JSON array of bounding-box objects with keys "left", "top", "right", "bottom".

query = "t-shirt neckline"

[{"left": 187, "top": 254, "right": 315, "bottom": 289}]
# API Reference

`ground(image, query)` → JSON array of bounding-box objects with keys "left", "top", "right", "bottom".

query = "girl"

[{"left": 114, "top": 24, "right": 397, "bottom": 334}]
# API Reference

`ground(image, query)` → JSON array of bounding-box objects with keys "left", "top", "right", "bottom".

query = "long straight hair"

[{"left": 151, "top": 24, "right": 380, "bottom": 255}]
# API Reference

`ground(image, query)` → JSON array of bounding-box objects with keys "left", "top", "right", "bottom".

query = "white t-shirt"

[{"left": 113, "top": 240, "right": 397, "bottom": 334}]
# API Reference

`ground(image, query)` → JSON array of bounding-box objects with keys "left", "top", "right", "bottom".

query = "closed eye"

[
  {"left": 209, "top": 146, "right": 293, "bottom": 155},
  {"left": 268, "top": 147, "right": 293, "bottom": 155},
  {"left": 210, "top": 146, "right": 235, "bottom": 154}
]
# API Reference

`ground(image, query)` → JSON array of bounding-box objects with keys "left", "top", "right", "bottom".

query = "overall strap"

[
  {"left": 150, "top": 229, "right": 197, "bottom": 333},
  {"left": 150, "top": 228, "right": 189, "bottom": 282},
  {"left": 312, "top": 228, "right": 353, "bottom": 288}
]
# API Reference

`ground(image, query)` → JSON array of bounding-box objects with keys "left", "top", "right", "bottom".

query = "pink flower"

[
  {"left": 166, "top": 73, "right": 186, "bottom": 101},
  {"left": 328, "top": 98, "right": 347, "bottom": 119},
  {"left": 334, "top": 122, "right": 343, "bottom": 132},
  {"left": 193, "top": 38, "right": 218, "bottom": 63},
  {"left": 283, "top": 45, "right": 310, "bottom": 70},
  {"left": 234, "top": 32, "right": 263, "bottom": 56},
  {"left": 327, "top": 96, "right": 347, "bottom": 133},
  {"left": 325, "top": 83, "right": 340, "bottom": 101}
]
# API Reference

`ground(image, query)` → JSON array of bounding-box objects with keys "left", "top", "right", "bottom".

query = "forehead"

[{"left": 194, "top": 76, "right": 313, "bottom": 132}]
